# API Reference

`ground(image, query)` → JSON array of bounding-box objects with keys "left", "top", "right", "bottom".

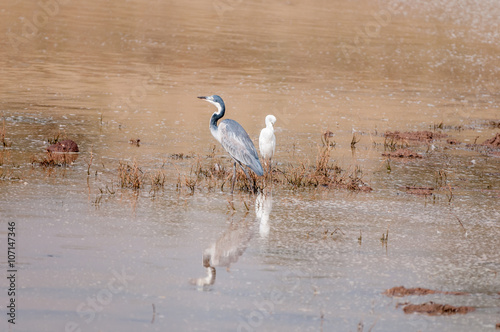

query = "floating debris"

[
  {"left": 32, "top": 139, "right": 80, "bottom": 166},
  {"left": 321, "top": 130, "right": 335, "bottom": 147},
  {"left": 129, "top": 138, "right": 141, "bottom": 146},
  {"left": 382, "top": 149, "right": 422, "bottom": 159},
  {"left": 47, "top": 139, "right": 79, "bottom": 153},
  {"left": 405, "top": 187, "right": 434, "bottom": 195},
  {"left": 384, "top": 286, "right": 468, "bottom": 297},
  {"left": 482, "top": 133, "right": 500, "bottom": 147},
  {"left": 385, "top": 130, "right": 447, "bottom": 143},
  {"left": 402, "top": 302, "right": 475, "bottom": 316},
  {"left": 169, "top": 153, "right": 192, "bottom": 159}
]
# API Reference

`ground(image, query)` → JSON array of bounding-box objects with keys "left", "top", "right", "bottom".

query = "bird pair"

[{"left": 198, "top": 95, "right": 276, "bottom": 194}]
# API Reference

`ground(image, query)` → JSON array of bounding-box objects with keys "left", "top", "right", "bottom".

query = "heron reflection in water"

[
  {"left": 190, "top": 217, "right": 255, "bottom": 288},
  {"left": 190, "top": 194, "right": 274, "bottom": 288}
]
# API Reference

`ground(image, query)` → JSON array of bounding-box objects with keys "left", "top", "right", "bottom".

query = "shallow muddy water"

[{"left": 1, "top": 0, "right": 500, "bottom": 331}]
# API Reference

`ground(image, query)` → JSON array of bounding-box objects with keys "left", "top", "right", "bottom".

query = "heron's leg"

[
  {"left": 239, "top": 164, "right": 255, "bottom": 193},
  {"left": 231, "top": 161, "right": 236, "bottom": 194}
]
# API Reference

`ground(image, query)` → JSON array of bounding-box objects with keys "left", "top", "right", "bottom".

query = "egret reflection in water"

[{"left": 255, "top": 192, "right": 273, "bottom": 238}]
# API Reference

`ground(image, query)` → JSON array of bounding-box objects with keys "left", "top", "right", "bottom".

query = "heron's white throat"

[{"left": 208, "top": 100, "right": 223, "bottom": 115}]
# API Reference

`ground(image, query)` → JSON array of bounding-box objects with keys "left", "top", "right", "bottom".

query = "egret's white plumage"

[{"left": 259, "top": 115, "right": 276, "bottom": 171}]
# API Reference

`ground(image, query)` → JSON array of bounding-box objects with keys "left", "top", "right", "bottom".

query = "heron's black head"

[{"left": 198, "top": 95, "right": 225, "bottom": 114}]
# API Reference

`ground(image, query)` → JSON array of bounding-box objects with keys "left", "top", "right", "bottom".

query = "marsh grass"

[
  {"left": 487, "top": 120, "right": 500, "bottom": 129},
  {"left": 432, "top": 121, "right": 467, "bottom": 131},
  {"left": 321, "top": 130, "right": 336, "bottom": 147},
  {"left": 1, "top": 118, "right": 12, "bottom": 148},
  {"left": 47, "top": 131, "right": 68, "bottom": 145},
  {"left": 93, "top": 184, "right": 116, "bottom": 207},
  {"left": 434, "top": 169, "right": 447, "bottom": 188},
  {"left": 149, "top": 169, "right": 166, "bottom": 197},
  {"left": 0, "top": 150, "right": 7, "bottom": 166},
  {"left": 281, "top": 145, "right": 369, "bottom": 191},
  {"left": 87, "top": 145, "right": 94, "bottom": 176},
  {"left": 351, "top": 133, "right": 360, "bottom": 149},
  {"left": 280, "top": 162, "right": 309, "bottom": 188},
  {"left": 106, "top": 136, "right": 371, "bottom": 200},
  {"left": 176, "top": 143, "right": 371, "bottom": 193},
  {"left": 150, "top": 170, "right": 166, "bottom": 188},
  {"left": 383, "top": 135, "right": 409, "bottom": 151},
  {"left": 94, "top": 160, "right": 166, "bottom": 202},
  {"left": 31, "top": 152, "right": 77, "bottom": 167},
  {"left": 380, "top": 229, "right": 389, "bottom": 244},
  {"left": 118, "top": 160, "right": 143, "bottom": 189},
  {"left": 0, "top": 169, "right": 19, "bottom": 181},
  {"left": 169, "top": 152, "right": 194, "bottom": 160},
  {"left": 433, "top": 169, "right": 455, "bottom": 202},
  {"left": 176, "top": 153, "right": 265, "bottom": 194},
  {"left": 184, "top": 173, "right": 198, "bottom": 194}
]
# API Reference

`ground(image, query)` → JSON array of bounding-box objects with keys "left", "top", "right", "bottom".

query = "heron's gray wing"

[{"left": 219, "top": 119, "right": 264, "bottom": 176}]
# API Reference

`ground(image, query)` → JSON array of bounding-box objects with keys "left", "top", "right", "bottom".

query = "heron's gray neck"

[{"left": 210, "top": 107, "right": 224, "bottom": 142}]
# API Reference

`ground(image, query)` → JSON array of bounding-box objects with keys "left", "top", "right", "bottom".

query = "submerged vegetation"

[
  {"left": 31, "top": 152, "right": 78, "bottom": 167},
  {"left": 1, "top": 118, "right": 12, "bottom": 148},
  {"left": 118, "top": 160, "right": 144, "bottom": 189},
  {"left": 30, "top": 133, "right": 80, "bottom": 167},
  {"left": 18, "top": 124, "right": 500, "bottom": 209},
  {"left": 173, "top": 142, "right": 372, "bottom": 194},
  {"left": 82, "top": 135, "right": 374, "bottom": 204},
  {"left": 280, "top": 144, "right": 370, "bottom": 191}
]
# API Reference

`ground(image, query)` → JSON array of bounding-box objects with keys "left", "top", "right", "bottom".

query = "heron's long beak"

[{"left": 197, "top": 96, "right": 207, "bottom": 100}]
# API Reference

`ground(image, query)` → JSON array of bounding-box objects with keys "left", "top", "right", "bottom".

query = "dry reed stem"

[
  {"left": 118, "top": 160, "right": 143, "bottom": 189},
  {"left": 1, "top": 118, "right": 12, "bottom": 148}
]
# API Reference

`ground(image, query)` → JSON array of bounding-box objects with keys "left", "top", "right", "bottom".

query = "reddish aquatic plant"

[{"left": 402, "top": 302, "right": 475, "bottom": 316}]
